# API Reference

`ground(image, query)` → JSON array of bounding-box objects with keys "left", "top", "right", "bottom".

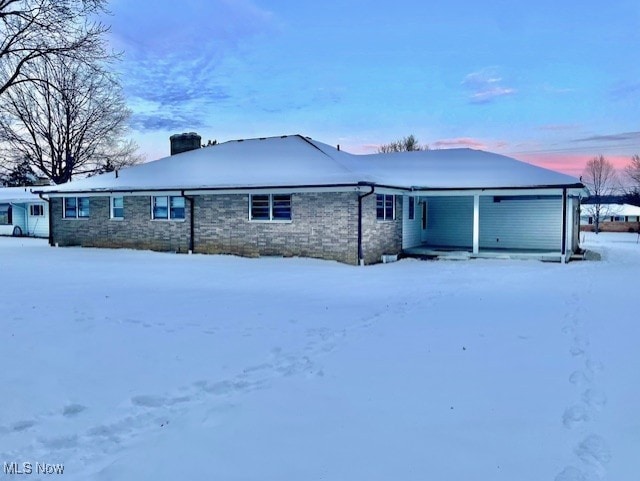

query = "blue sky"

[{"left": 106, "top": 0, "right": 640, "bottom": 175}]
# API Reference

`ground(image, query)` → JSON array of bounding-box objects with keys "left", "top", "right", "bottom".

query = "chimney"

[{"left": 170, "top": 132, "right": 202, "bottom": 155}]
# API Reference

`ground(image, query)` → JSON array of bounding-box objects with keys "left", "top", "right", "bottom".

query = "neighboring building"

[
  {"left": 0, "top": 187, "right": 50, "bottom": 238},
  {"left": 35, "top": 134, "right": 586, "bottom": 264},
  {"left": 580, "top": 203, "right": 640, "bottom": 232}
]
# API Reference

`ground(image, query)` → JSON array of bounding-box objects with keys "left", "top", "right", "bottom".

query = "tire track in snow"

[{"left": 555, "top": 279, "right": 610, "bottom": 481}]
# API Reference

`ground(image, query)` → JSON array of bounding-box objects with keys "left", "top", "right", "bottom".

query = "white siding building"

[{"left": 0, "top": 187, "right": 49, "bottom": 238}]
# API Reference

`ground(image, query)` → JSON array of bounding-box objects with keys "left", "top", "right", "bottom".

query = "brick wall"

[
  {"left": 50, "top": 196, "right": 190, "bottom": 252},
  {"left": 51, "top": 192, "right": 365, "bottom": 264},
  {"left": 580, "top": 222, "right": 640, "bottom": 233},
  {"left": 192, "top": 192, "right": 359, "bottom": 265},
  {"left": 360, "top": 194, "right": 403, "bottom": 264}
]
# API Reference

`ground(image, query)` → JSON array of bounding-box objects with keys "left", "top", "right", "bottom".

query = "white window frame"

[
  {"left": 111, "top": 196, "right": 124, "bottom": 220},
  {"left": 249, "top": 194, "right": 292, "bottom": 222},
  {"left": 376, "top": 194, "right": 395, "bottom": 221},
  {"left": 63, "top": 197, "right": 90, "bottom": 219},
  {"left": 29, "top": 204, "right": 44, "bottom": 217},
  {"left": 151, "top": 196, "right": 185, "bottom": 221}
]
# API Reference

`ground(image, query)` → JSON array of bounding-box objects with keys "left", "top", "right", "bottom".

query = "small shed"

[{"left": 0, "top": 187, "right": 49, "bottom": 238}]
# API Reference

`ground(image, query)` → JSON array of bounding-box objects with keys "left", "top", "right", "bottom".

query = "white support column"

[
  {"left": 561, "top": 189, "right": 568, "bottom": 264},
  {"left": 473, "top": 194, "right": 480, "bottom": 254}
]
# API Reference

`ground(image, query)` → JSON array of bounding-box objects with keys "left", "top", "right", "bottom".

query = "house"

[
  {"left": 35, "top": 134, "right": 586, "bottom": 264},
  {"left": 0, "top": 187, "right": 50, "bottom": 238},
  {"left": 580, "top": 203, "right": 640, "bottom": 232}
]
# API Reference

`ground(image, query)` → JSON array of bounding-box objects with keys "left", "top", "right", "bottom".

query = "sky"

[{"left": 104, "top": 0, "right": 640, "bottom": 177}]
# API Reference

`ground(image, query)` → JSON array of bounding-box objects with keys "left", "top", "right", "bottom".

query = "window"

[
  {"left": 408, "top": 197, "right": 415, "bottom": 220},
  {"left": 0, "top": 204, "right": 11, "bottom": 225},
  {"left": 250, "top": 194, "right": 291, "bottom": 221},
  {"left": 64, "top": 197, "right": 89, "bottom": 219},
  {"left": 111, "top": 197, "right": 124, "bottom": 219},
  {"left": 30, "top": 204, "right": 44, "bottom": 216},
  {"left": 376, "top": 194, "right": 395, "bottom": 221},
  {"left": 151, "top": 196, "right": 185, "bottom": 220},
  {"left": 170, "top": 196, "right": 185, "bottom": 219}
]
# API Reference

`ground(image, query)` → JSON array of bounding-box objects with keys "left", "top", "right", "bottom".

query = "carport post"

[
  {"left": 561, "top": 188, "right": 567, "bottom": 264},
  {"left": 473, "top": 194, "right": 480, "bottom": 254}
]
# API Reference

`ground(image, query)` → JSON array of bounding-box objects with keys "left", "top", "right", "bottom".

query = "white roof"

[
  {"left": 38, "top": 134, "right": 583, "bottom": 194},
  {"left": 581, "top": 203, "right": 640, "bottom": 216},
  {"left": 0, "top": 186, "right": 44, "bottom": 203}
]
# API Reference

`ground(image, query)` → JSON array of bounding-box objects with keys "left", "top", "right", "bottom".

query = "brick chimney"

[{"left": 170, "top": 132, "right": 202, "bottom": 155}]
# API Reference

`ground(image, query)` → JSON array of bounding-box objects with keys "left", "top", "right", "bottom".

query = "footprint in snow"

[
  {"left": 131, "top": 395, "right": 167, "bottom": 408},
  {"left": 62, "top": 403, "right": 87, "bottom": 417},
  {"left": 575, "top": 434, "right": 611, "bottom": 470},
  {"left": 38, "top": 434, "right": 78, "bottom": 450},
  {"left": 554, "top": 466, "right": 586, "bottom": 481},
  {"left": 569, "top": 370, "right": 593, "bottom": 386},
  {"left": 562, "top": 404, "right": 590, "bottom": 429},
  {"left": 11, "top": 419, "right": 36, "bottom": 432},
  {"left": 582, "top": 389, "right": 607, "bottom": 411}
]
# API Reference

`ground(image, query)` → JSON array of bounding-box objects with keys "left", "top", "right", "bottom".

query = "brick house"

[
  {"left": 36, "top": 134, "right": 586, "bottom": 264},
  {"left": 580, "top": 203, "right": 640, "bottom": 233}
]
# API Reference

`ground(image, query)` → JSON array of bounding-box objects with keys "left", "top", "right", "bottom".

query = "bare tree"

[
  {"left": 378, "top": 134, "right": 428, "bottom": 153},
  {"left": 0, "top": 56, "right": 141, "bottom": 183},
  {"left": 582, "top": 155, "right": 618, "bottom": 234},
  {"left": 623, "top": 154, "right": 640, "bottom": 205},
  {"left": 0, "top": 0, "right": 109, "bottom": 97}
]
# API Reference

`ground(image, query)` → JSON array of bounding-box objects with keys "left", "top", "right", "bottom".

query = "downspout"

[
  {"left": 357, "top": 185, "right": 375, "bottom": 266},
  {"left": 38, "top": 193, "right": 53, "bottom": 246},
  {"left": 182, "top": 190, "right": 195, "bottom": 253},
  {"left": 561, "top": 188, "right": 567, "bottom": 263}
]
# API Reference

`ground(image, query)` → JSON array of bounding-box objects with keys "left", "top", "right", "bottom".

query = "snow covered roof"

[
  {"left": 37, "top": 134, "right": 583, "bottom": 194},
  {"left": 0, "top": 186, "right": 44, "bottom": 203},
  {"left": 581, "top": 203, "right": 640, "bottom": 217}
]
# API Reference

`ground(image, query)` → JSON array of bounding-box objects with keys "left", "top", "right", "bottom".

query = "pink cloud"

[
  {"left": 351, "top": 143, "right": 381, "bottom": 154},
  {"left": 433, "top": 137, "right": 488, "bottom": 149},
  {"left": 433, "top": 137, "right": 510, "bottom": 151},
  {"left": 516, "top": 153, "right": 633, "bottom": 177}
]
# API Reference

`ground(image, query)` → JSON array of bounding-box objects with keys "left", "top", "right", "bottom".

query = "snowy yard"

[{"left": 1, "top": 233, "right": 638, "bottom": 481}]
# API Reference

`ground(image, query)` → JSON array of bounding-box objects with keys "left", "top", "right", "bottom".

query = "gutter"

[
  {"left": 358, "top": 184, "right": 375, "bottom": 266},
  {"left": 35, "top": 181, "right": 585, "bottom": 197},
  {"left": 37, "top": 192, "right": 53, "bottom": 246},
  {"left": 181, "top": 190, "right": 195, "bottom": 253},
  {"left": 32, "top": 182, "right": 368, "bottom": 196}
]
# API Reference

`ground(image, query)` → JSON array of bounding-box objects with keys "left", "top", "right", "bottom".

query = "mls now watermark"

[{"left": 4, "top": 462, "right": 65, "bottom": 475}]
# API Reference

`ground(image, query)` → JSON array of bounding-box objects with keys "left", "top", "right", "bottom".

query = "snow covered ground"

[{"left": 1, "top": 233, "right": 638, "bottom": 481}]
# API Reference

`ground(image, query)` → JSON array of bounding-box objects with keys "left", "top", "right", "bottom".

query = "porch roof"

[{"left": 0, "top": 187, "right": 45, "bottom": 203}]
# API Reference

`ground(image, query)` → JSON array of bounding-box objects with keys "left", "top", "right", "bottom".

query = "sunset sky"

[{"left": 105, "top": 0, "right": 640, "bottom": 177}]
